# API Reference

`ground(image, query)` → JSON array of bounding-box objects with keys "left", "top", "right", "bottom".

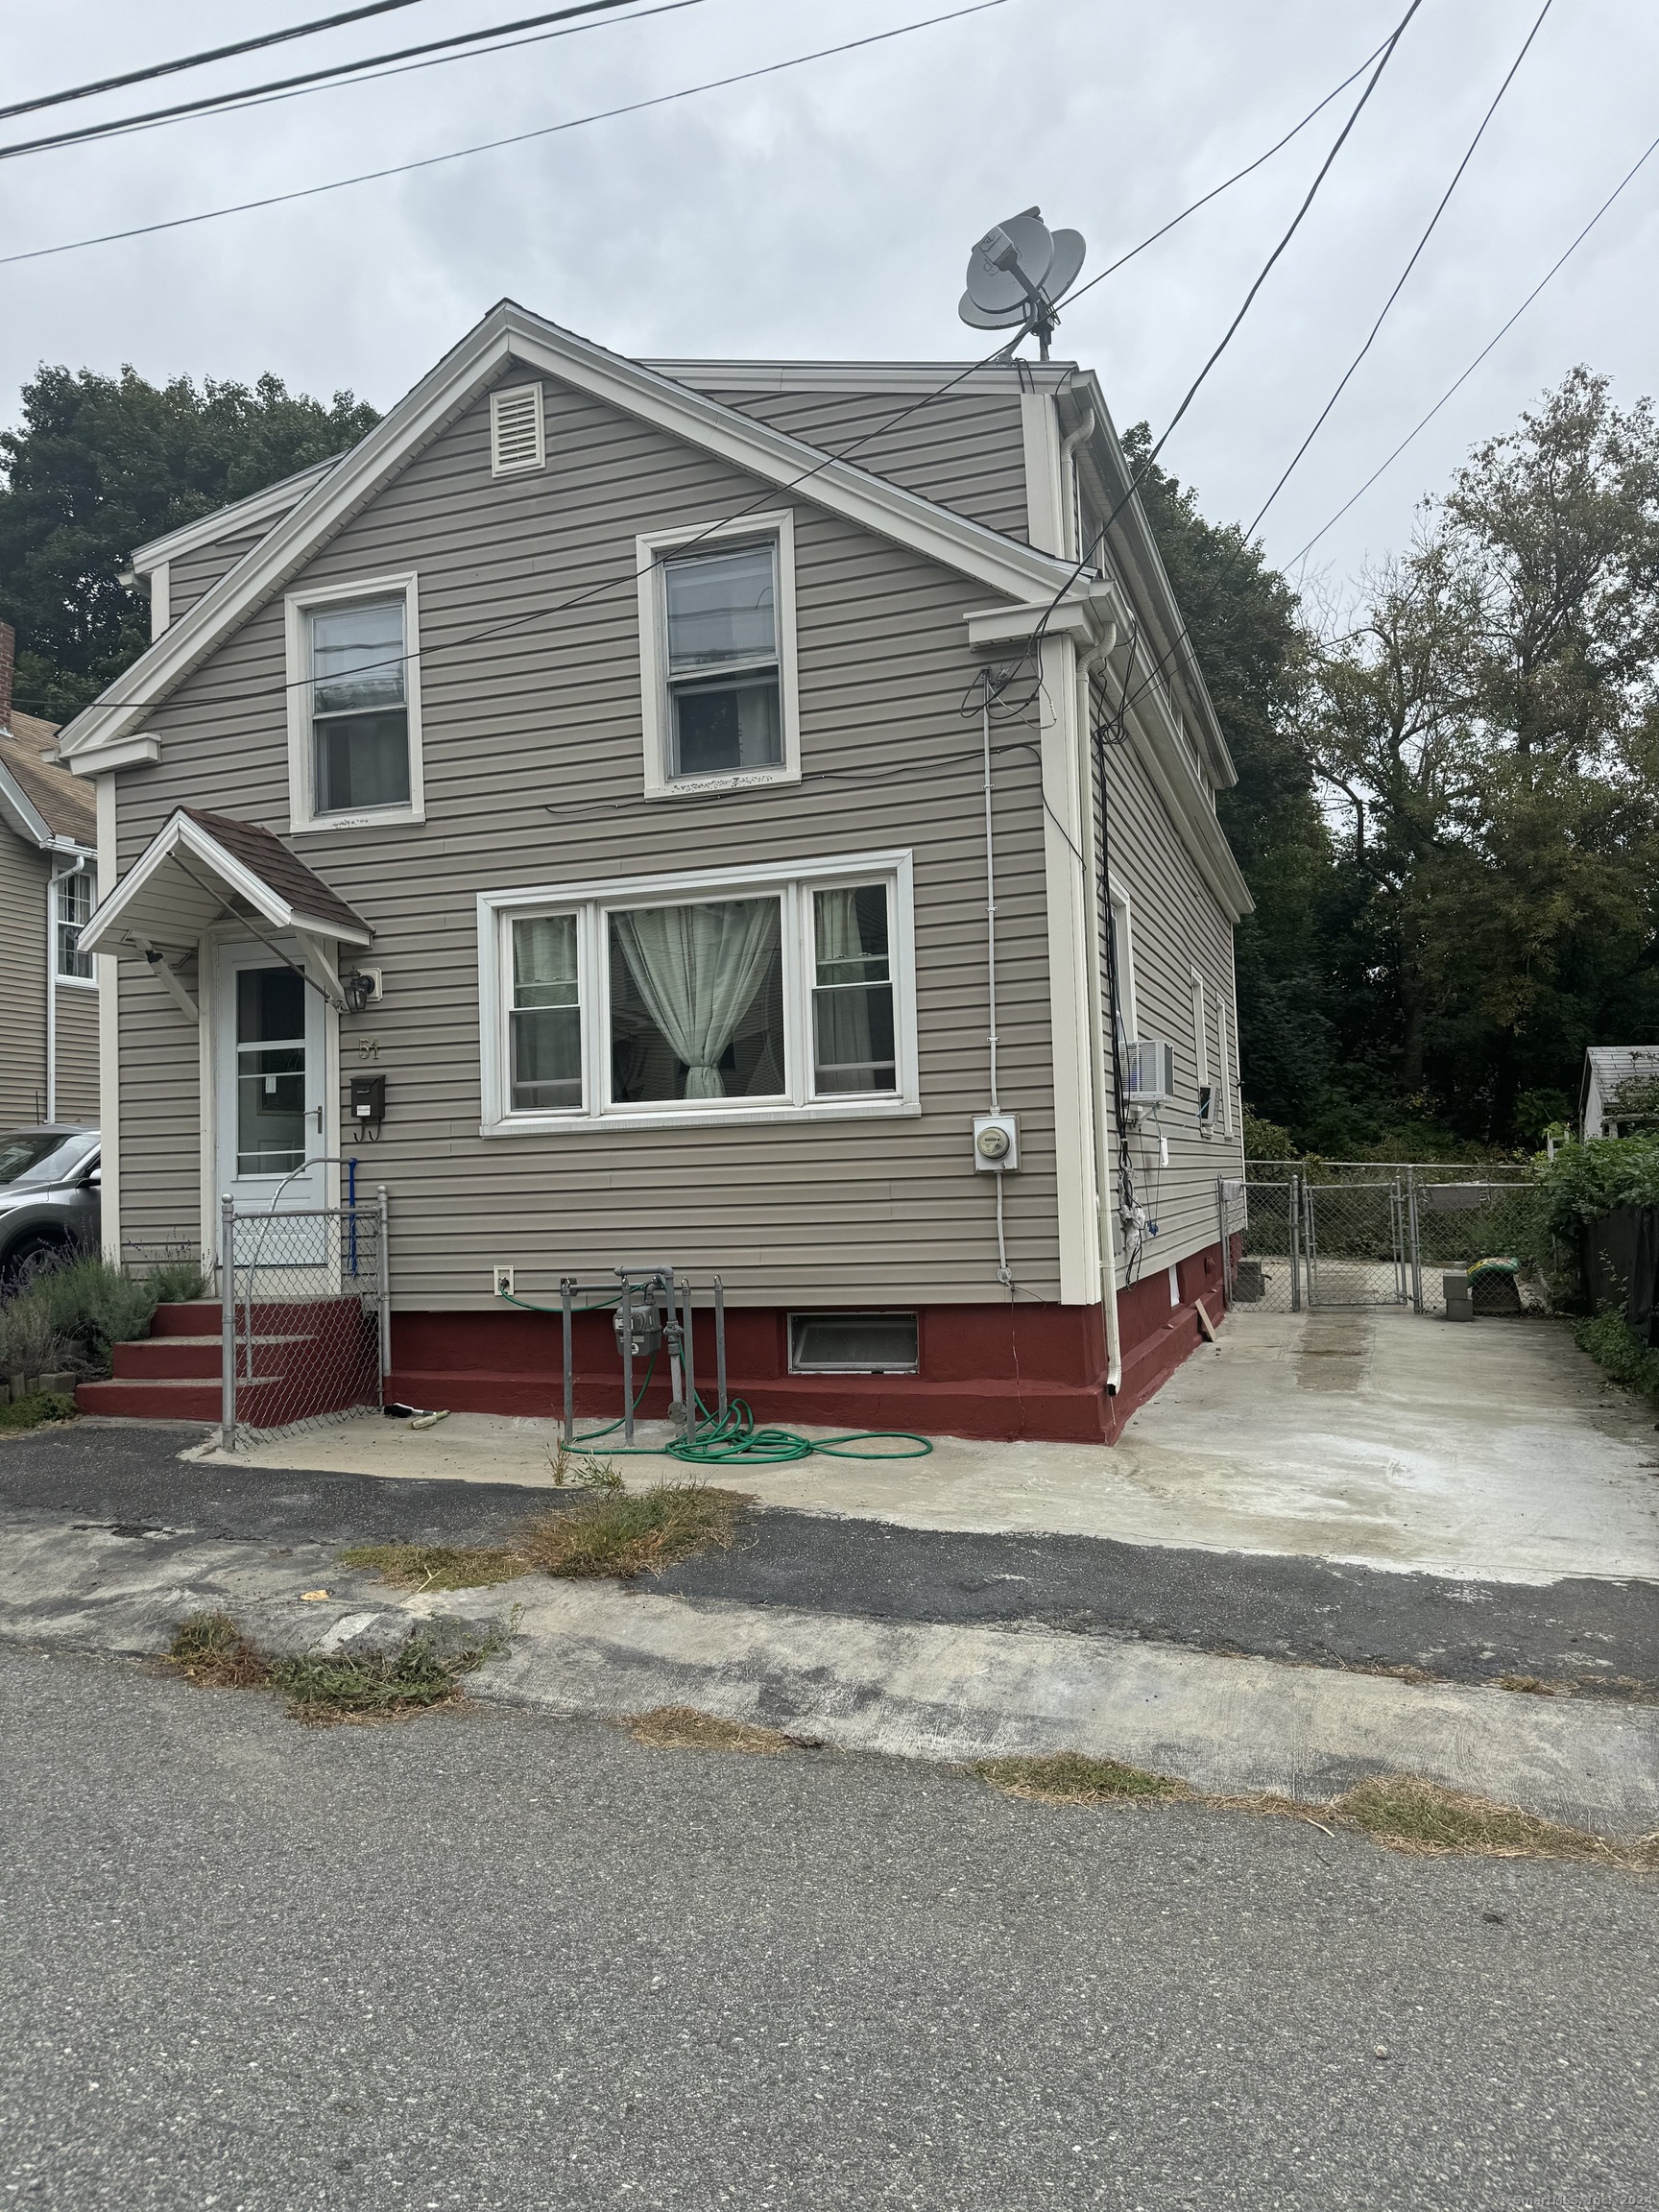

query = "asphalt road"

[
  {"left": 2, "top": 1642, "right": 1655, "bottom": 2212},
  {"left": 5, "top": 1421, "right": 1658, "bottom": 1692}
]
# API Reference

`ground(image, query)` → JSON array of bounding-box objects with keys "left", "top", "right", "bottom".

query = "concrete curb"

[{"left": 3, "top": 1512, "right": 1656, "bottom": 1839}]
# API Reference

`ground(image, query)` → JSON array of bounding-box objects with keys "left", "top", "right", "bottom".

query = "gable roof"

[
  {"left": 59, "top": 300, "right": 1110, "bottom": 768},
  {"left": 78, "top": 806, "right": 372, "bottom": 960},
  {"left": 0, "top": 726, "right": 95, "bottom": 849},
  {"left": 130, "top": 456, "right": 343, "bottom": 575}
]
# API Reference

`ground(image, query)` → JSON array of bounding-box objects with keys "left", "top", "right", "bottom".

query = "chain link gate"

[
  {"left": 1220, "top": 1165, "right": 1547, "bottom": 1317},
  {"left": 220, "top": 1190, "right": 389, "bottom": 1450}
]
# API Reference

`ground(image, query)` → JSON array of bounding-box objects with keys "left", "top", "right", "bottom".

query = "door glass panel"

[{"left": 236, "top": 967, "right": 307, "bottom": 1176}]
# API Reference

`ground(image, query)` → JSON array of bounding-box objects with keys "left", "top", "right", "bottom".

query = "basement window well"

[{"left": 788, "top": 1311, "right": 919, "bottom": 1374}]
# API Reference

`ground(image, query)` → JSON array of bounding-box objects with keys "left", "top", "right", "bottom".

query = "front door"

[{"left": 214, "top": 941, "right": 328, "bottom": 1267}]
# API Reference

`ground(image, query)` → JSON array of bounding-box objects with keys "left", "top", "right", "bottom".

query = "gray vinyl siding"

[
  {"left": 0, "top": 837, "right": 47, "bottom": 1123},
  {"left": 1096, "top": 720, "right": 1242, "bottom": 1285},
  {"left": 706, "top": 390, "right": 1030, "bottom": 545},
  {"left": 52, "top": 981, "right": 100, "bottom": 1125},
  {"left": 167, "top": 524, "right": 275, "bottom": 621},
  {"left": 111, "top": 374, "right": 1061, "bottom": 1307}
]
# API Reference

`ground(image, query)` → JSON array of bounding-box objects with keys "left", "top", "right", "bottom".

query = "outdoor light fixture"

[{"left": 342, "top": 970, "right": 378, "bottom": 1014}]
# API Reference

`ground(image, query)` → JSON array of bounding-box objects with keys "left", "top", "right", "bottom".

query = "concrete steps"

[{"left": 78, "top": 1298, "right": 379, "bottom": 1427}]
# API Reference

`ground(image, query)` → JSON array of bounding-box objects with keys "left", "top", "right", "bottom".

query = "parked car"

[{"left": 0, "top": 1127, "right": 100, "bottom": 1282}]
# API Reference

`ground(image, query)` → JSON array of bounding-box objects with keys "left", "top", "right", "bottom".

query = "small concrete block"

[
  {"left": 1443, "top": 1273, "right": 1475, "bottom": 1321},
  {"left": 35, "top": 1372, "right": 76, "bottom": 1397}
]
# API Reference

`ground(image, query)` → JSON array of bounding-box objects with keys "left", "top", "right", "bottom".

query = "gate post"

[
  {"left": 1407, "top": 1166, "right": 1423, "bottom": 1312},
  {"left": 220, "top": 1192, "right": 236, "bottom": 1452},
  {"left": 1216, "top": 1178, "right": 1232, "bottom": 1310},
  {"left": 375, "top": 1186, "right": 391, "bottom": 1399},
  {"left": 1289, "top": 1173, "right": 1303, "bottom": 1312}
]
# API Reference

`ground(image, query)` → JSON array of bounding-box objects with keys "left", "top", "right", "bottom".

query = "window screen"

[
  {"left": 662, "top": 542, "right": 781, "bottom": 778},
  {"left": 788, "top": 1311, "right": 919, "bottom": 1373},
  {"left": 309, "top": 597, "right": 410, "bottom": 814},
  {"left": 511, "top": 914, "right": 581, "bottom": 1110}
]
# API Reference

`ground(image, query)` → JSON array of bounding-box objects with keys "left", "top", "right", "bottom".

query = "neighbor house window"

[
  {"left": 636, "top": 514, "right": 801, "bottom": 797},
  {"left": 56, "top": 866, "right": 95, "bottom": 979},
  {"left": 285, "top": 573, "right": 423, "bottom": 830},
  {"left": 478, "top": 853, "right": 916, "bottom": 1130}
]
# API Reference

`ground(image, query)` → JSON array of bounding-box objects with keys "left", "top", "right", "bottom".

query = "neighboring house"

[
  {"left": 61, "top": 301, "right": 1249, "bottom": 1441},
  {"left": 1581, "top": 1046, "right": 1659, "bottom": 1140},
  {"left": 0, "top": 624, "right": 99, "bottom": 1128}
]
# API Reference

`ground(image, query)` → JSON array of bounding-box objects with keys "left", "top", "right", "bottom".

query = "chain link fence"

[
  {"left": 1222, "top": 1165, "right": 1550, "bottom": 1317},
  {"left": 221, "top": 1194, "right": 389, "bottom": 1450}
]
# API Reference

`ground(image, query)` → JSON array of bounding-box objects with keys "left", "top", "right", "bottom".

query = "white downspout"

[
  {"left": 1059, "top": 409, "right": 1096, "bottom": 562},
  {"left": 45, "top": 851, "right": 87, "bottom": 1124}
]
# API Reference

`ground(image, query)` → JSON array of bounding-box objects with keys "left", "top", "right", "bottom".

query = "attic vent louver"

[{"left": 490, "top": 384, "right": 544, "bottom": 476}]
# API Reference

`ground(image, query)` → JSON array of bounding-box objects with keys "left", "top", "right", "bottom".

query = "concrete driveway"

[{"left": 201, "top": 1308, "right": 1659, "bottom": 1585}]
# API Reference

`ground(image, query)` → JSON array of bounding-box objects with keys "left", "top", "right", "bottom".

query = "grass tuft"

[
  {"left": 972, "top": 1752, "right": 1190, "bottom": 1806},
  {"left": 625, "top": 1705, "right": 805, "bottom": 1755},
  {"left": 337, "top": 1541, "right": 529, "bottom": 1592},
  {"left": 0, "top": 1390, "right": 78, "bottom": 1432},
  {"left": 517, "top": 1481, "right": 747, "bottom": 1579},
  {"left": 167, "top": 1610, "right": 271, "bottom": 1689},
  {"left": 1330, "top": 1774, "right": 1657, "bottom": 1865}
]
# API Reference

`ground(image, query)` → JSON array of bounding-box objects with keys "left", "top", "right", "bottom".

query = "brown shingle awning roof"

[{"left": 78, "top": 806, "right": 373, "bottom": 961}]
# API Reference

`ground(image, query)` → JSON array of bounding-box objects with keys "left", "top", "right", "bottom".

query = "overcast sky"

[{"left": 4, "top": 0, "right": 1658, "bottom": 594}]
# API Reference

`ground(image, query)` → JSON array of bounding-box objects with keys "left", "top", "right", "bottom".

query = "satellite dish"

[{"left": 958, "top": 206, "right": 1087, "bottom": 360}]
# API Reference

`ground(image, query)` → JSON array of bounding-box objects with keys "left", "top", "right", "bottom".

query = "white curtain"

[
  {"left": 613, "top": 899, "right": 780, "bottom": 1097},
  {"left": 812, "top": 886, "right": 875, "bottom": 1071}
]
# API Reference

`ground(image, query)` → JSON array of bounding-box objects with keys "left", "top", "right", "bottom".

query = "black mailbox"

[{"left": 349, "top": 1073, "right": 386, "bottom": 1128}]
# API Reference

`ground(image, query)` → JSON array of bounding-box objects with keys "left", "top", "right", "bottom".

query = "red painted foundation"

[{"left": 387, "top": 1242, "right": 1227, "bottom": 1445}]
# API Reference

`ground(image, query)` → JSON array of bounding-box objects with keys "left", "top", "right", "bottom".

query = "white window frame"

[
  {"left": 284, "top": 571, "right": 424, "bottom": 834},
  {"left": 477, "top": 850, "right": 918, "bottom": 1136},
  {"left": 1217, "top": 990, "right": 1235, "bottom": 1138},
  {"left": 1106, "top": 878, "right": 1137, "bottom": 1041},
  {"left": 55, "top": 860, "right": 98, "bottom": 987},
  {"left": 490, "top": 382, "right": 545, "bottom": 477},
  {"left": 1190, "top": 967, "right": 1211, "bottom": 1131},
  {"left": 635, "top": 510, "right": 801, "bottom": 802}
]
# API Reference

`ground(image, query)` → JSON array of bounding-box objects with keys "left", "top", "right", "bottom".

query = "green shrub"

[
  {"left": 0, "top": 1255, "right": 167, "bottom": 1379},
  {"left": 1240, "top": 1108, "right": 1298, "bottom": 1162},
  {"left": 0, "top": 1391, "right": 79, "bottom": 1431},
  {"left": 1573, "top": 1310, "right": 1659, "bottom": 1404},
  {"left": 145, "top": 1256, "right": 211, "bottom": 1305}
]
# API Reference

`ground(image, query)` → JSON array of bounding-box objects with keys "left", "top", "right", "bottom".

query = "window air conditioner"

[{"left": 1123, "top": 1038, "right": 1174, "bottom": 1110}]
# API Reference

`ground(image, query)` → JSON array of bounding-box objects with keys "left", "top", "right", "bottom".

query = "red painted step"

[{"left": 78, "top": 1298, "right": 380, "bottom": 1428}]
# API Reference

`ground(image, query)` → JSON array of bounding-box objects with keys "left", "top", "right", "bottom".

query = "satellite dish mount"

[{"left": 958, "top": 207, "right": 1087, "bottom": 361}]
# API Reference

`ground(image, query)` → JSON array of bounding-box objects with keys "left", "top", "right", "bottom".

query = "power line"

[
  {"left": 1288, "top": 119, "right": 1659, "bottom": 572},
  {"left": 0, "top": 1, "right": 432, "bottom": 125},
  {"left": 1241, "top": 0, "right": 1554, "bottom": 542},
  {"left": 0, "top": 1, "right": 1013, "bottom": 271},
  {"left": 0, "top": 0, "right": 697, "bottom": 166},
  {"left": 19, "top": 32, "right": 1400, "bottom": 726}
]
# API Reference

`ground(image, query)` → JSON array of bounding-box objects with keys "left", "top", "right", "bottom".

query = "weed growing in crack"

[
  {"left": 336, "top": 1542, "right": 529, "bottom": 1592},
  {"left": 165, "top": 1612, "right": 508, "bottom": 1723},
  {"left": 973, "top": 1753, "right": 1190, "bottom": 1806},
  {"left": 517, "top": 1481, "right": 747, "bottom": 1579}
]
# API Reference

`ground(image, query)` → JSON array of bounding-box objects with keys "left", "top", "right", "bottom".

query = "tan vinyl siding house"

[
  {"left": 0, "top": 650, "right": 100, "bottom": 1129},
  {"left": 63, "top": 302, "right": 1249, "bottom": 1441}
]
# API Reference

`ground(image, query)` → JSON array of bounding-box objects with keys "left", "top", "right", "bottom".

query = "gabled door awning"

[{"left": 80, "top": 806, "right": 373, "bottom": 962}]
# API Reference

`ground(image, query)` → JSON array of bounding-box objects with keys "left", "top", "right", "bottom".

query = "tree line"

[{"left": 4, "top": 357, "right": 1656, "bottom": 1157}]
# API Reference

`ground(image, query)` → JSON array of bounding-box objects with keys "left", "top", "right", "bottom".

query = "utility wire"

[
  {"left": 1288, "top": 115, "right": 1659, "bottom": 572},
  {"left": 0, "top": 1, "right": 432, "bottom": 124},
  {"left": 24, "top": 29, "right": 1397, "bottom": 727},
  {"left": 1240, "top": 0, "right": 1553, "bottom": 542},
  {"left": 0, "top": 0, "right": 695, "bottom": 165},
  {"left": 0, "top": 0, "right": 1012, "bottom": 270}
]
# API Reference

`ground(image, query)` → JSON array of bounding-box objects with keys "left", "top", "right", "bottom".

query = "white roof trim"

[
  {"left": 0, "top": 757, "right": 54, "bottom": 848},
  {"left": 60, "top": 301, "right": 1095, "bottom": 763},
  {"left": 78, "top": 809, "right": 373, "bottom": 958},
  {"left": 645, "top": 359, "right": 1078, "bottom": 396},
  {"left": 130, "top": 457, "right": 341, "bottom": 573}
]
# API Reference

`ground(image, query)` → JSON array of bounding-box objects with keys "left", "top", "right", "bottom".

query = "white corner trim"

[
  {"left": 57, "top": 302, "right": 1089, "bottom": 761},
  {"left": 636, "top": 510, "right": 801, "bottom": 800},
  {"left": 1021, "top": 391, "right": 1067, "bottom": 558},
  {"left": 1037, "top": 633, "right": 1100, "bottom": 1306},
  {"left": 282, "top": 570, "right": 424, "bottom": 834},
  {"left": 476, "top": 847, "right": 918, "bottom": 1136},
  {"left": 149, "top": 563, "right": 170, "bottom": 640},
  {"left": 964, "top": 588, "right": 1118, "bottom": 650},
  {"left": 95, "top": 773, "right": 120, "bottom": 1260}
]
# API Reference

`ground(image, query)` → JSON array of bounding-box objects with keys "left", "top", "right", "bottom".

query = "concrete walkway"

[{"left": 204, "top": 1308, "right": 1659, "bottom": 1584}]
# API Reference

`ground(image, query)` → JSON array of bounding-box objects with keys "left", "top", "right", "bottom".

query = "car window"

[{"left": 0, "top": 1132, "right": 94, "bottom": 1187}]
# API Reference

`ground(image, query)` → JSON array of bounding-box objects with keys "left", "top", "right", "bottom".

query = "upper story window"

[
  {"left": 284, "top": 573, "right": 423, "bottom": 832},
  {"left": 56, "top": 865, "right": 95, "bottom": 980},
  {"left": 636, "top": 513, "right": 801, "bottom": 800},
  {"left": 663, "top": 543, "right": 781, "bottom": 780},
  {"left": 478, "top": 852, "right": 917, "bottom": 1134}
]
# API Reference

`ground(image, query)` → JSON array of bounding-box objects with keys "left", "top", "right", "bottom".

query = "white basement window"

[
  {"left": 478, "top": 852, "right": 917, "bottom": 1134},
  {"left": 491, "top": 383, "right": 544, "bottom": 476},
  {"left": 284, "top": 573, "right": 423, "bottom": 831},
  {"left": 789, "top": 1311, "right": 919, "bottom": 1374},
  {"left": 636, "top": 512, "right": 801, "bottom": 798}
]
